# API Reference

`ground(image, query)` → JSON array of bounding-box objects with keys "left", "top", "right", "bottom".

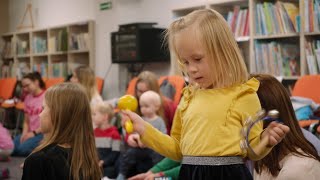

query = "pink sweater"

[
  {"left": 0, "top": 123, "right": 13, "bottom": 150},
  {"left": 24, "top": 91, "right": 45, "bottom": 132}
]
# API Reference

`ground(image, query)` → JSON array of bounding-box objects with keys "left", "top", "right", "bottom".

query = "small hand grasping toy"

[
  {"left": 240, "top": 109, "right": 280, "bottom": 157},
  {"left": 118, "top": 95, "right": 138, "bottom": 133}
]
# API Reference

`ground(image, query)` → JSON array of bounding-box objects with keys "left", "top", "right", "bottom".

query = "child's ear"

[
  {"left": 104, "top": 114, "right": 109, "bottom": 121},
  {"left": 154, "top": 104, "right": 160, "bottom": 111}
]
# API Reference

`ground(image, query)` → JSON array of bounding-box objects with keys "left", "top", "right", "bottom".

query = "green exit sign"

[{"left": 100, "top": 1, "right": 112, "bottom": 11}]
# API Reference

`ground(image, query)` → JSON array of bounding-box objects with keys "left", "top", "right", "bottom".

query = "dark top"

[{"left": 22, "top": 144, "right": 71, "bottom": 180}]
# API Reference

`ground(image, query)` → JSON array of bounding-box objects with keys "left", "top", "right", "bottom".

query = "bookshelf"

[
  {"left": 171, "top": 0, "right": 320, "bottom": 81},
  {"left": 0, "top": 20, "right": 95, "bottom": 79}
]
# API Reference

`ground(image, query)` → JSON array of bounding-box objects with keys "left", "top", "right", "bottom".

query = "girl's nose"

[{"left": 187, "top": 64, "right": 198, "bottom": 73}]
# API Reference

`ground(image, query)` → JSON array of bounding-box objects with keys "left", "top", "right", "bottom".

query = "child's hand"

[
  {"left": 128, "top": 134, "right": 140, "bottom": 147},
  {"left": 145, "top": 172, "right": 162, "bottom": 180},
  {"left": 262, "top": 121, "right": 290, "bottom": 147},
  {"left": 122, "top": 110, "right": 146, "bottom": 135},
  {"left": 128, "top": 171, "right": 153, "bottom": 180},
  {"left": 21, "top": 132, "right": 33, "bottom": 143},
  {"left": 98, "top": 160, "right": 104, "bottom": 167},
  {"left": 128, "top": 133, "right": 146, "bottom": 148}
]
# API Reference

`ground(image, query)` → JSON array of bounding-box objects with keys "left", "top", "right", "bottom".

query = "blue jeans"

[{"left": 12, "top": 134, "right": 43, "bottom": 157}]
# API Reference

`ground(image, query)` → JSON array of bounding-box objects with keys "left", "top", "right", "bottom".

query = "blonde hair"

[
  {"left": 74, "top": 66, "right": 98, "bottom": 101},
  {"left": 34, "top": 83, "right": 102, "bottom": 180},
  {"left": 94, "top": 101, "right": 115, "bottom": 120},
  {"left": 165, "top": 9, "right": 248, "bottom": 88},
  {"left": 140, "top": 90, "right": 162, "bottom": 109}
]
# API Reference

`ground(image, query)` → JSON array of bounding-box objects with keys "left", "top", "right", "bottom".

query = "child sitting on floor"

[{"left": 0, "top": 122, "right": 13, "bottom": 161}]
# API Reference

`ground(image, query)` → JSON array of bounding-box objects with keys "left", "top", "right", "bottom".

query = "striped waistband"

[{"left": 182, "top": 156, "right": 244, "bottom": 166}]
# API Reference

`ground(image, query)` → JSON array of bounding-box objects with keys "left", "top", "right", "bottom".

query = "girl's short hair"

[
  {"left": 94, "top": 102, "right": 115, "bottom": 120},
  {"left": 165, "top": 9, "right": 248, "bottom": 88},
  {"left": 23, "top": 71, "right": 46, "bottom": 89},
  {"left": 74, "top": 66, "right": 97, "bottom": 100},
  {"left": 34, "top": 83, "right": 101, "bottom": 180}
]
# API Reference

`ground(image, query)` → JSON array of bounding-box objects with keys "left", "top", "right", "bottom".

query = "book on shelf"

[
  {"left": 32, "top": 37, "right": 47, "bottom": 54},
  {"left": 33, "top": 62, "right": 48, "bottom": 77},
  {"left": 51, "top": 62, "right": 67, "bottom": 78},
  {"left": 226, "top": 6, "right": 249, "bottom": 38},
  {"left": 255, "top": 42, "right": 300, "bottom": 76},
  {"left": 16, "top": 40, "right": 29, "bottom": 55},
  {"left": 1, "top": 61, "right": 14, "bottom": 78},
  {"left": 1, "top": 37, "right": 16, "bottom": 58},
  {"left": 70, "top": 32, "right": 89, "bottom": 50},
  {"left": 305, "top": 0, "right": 320, "bottom": 32},
  {"left": 16, "top": 62, "right": 31, "bottom": 79},
  {"left": 305, "top": 40, "right": 320, "bottom": 74},
  {"left": 48, "top": 29, "right": 68, "bottom": 53},
  {"left": 255, "top": 1, "right": 298, "bottom": 35}
]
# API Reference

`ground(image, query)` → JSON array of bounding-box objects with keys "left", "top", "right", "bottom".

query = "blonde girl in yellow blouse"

[{"left": 122, "top": 9, "right": 290, "bottom": 180}]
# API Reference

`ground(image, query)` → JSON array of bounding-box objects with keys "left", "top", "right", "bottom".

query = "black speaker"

[{"left": 111, "top": 23, "right": 169, "bottom": 64}]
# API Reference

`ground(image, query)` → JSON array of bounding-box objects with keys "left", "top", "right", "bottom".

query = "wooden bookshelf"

[
  {"left": 0, "top": 20, "right": 95, "bottom": 79},
  {"left": 170, "top": 0, "right": 320, "bottom": 80}
]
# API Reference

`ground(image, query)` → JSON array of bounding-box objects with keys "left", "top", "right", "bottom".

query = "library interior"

[{"left": 0, "top": 0, "right": 320, "bottom": 180}]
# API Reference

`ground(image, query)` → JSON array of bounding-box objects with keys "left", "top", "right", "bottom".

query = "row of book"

[
  {"left": 69, "top": 33, "right": 90, "bottom": 50},
  {"left": 305, "top": 0, "right": 320, "bottom": 32},
  {"left": 0, "top": 61, "right": 14, "bottom": 78},
  {"left": 255, "top": 42, "right": 300, "bottom": 77},
  {"left": 255, "top": 2, "right": 299, "bottom": 35},
  {"left": 32, "top": 62, "right": 68, "bottom": 78},
  {"left": 16, "top": 40, "right": 29, "bottom": 55},
  {"left": 225, "top": 6, "right": 249, "bottom": 38},
  {"left": 0, "top": 62, "right": 69, "bottom": 78},
  {"left": 32, "top": 37, "right": 47, "bottom": 54},
  {"left": 48, "top": 29, "right": 68, "bottom": 53},
  {"left": 305, "top": 40, "right": 320, "bottom": 74},
  {"left": 51, "top": 62, "right": 68, "bottom": 77}
]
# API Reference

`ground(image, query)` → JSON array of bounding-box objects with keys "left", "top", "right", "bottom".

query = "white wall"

[{"left": 8, "top": 0, "right": 190, "bottom": 99}]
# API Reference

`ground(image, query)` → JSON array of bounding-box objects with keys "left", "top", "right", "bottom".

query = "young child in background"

[
  {"left": 22, "top": 83, "right": 102, "bottom": 180},
  {"left": 252, "top": 74, "right": 320, "bottom": 180},
  {"left": 118, "top": 91, "right": 166, "bottom": 179},
  {"left": 0, "top": 123, "right": 13, "bottom": 161},
  {"left": 134, "top": 71, "right": 177, "bottom": 134},
  {"left": 12, "top": 72, "right": 45, "bottom": 156},
  {"left": 123, "top": 9, "right": 289, "bottom": 180},
  {"left": 0, "top": 123, "right": 13, "bottom": 179},
  {"left": 92, "top": 101, "right": 121, "bottom": 179}
]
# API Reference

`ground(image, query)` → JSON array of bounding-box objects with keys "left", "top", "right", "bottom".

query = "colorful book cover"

[{"left": 281, "top": 44, "right": 300, "bottom": 76}]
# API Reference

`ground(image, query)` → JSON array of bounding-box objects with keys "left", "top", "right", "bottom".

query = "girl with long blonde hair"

[{"left": 22, "top": 83, "right": 102, "bottom": 180}]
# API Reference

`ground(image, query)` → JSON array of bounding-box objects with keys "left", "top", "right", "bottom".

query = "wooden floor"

[{"left": 0, "top": 157, "right": 24, "bottom": 180}]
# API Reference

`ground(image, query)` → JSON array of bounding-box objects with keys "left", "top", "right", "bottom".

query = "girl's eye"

[{"left": 182, "top": 60, "right": 189, "bottom": 65}]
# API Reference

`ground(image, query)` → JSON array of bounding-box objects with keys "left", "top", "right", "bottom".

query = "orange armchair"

[
  {"left": 44, "top": 77, "right": 65, "bottom": 89},
  {"left": 125, "top": 75, "right": 185, "bottom": 105},
  {"left": 96, "top": 77, "right": 104, "bottom": 94},
  {"left": 291, "top": 75, "right": 320, "bottom": 132},
  {"left": 0, "top": 78, "right": 18, "bottom": 126}
]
